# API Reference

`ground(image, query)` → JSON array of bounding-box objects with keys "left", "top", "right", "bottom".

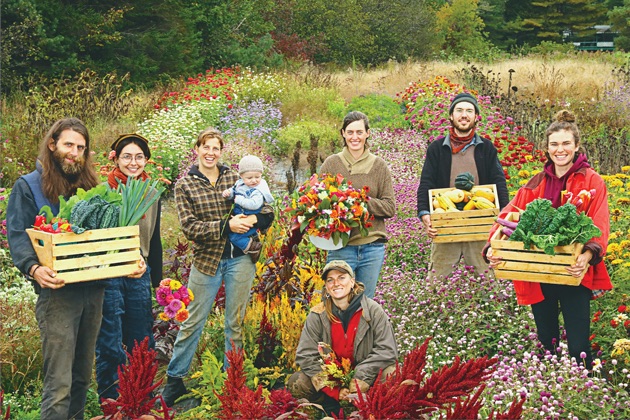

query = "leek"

[{"left": 117, "top": 178, "right": 165, "bottom": 227}]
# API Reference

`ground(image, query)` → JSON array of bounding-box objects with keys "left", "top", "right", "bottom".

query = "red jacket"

[{"left": 489, "top": 167, "right": 612, "bottom": 305}]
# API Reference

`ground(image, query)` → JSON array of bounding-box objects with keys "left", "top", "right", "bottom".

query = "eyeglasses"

[
  {"left": 453, "top": 108, "right": 475, "bottom": 116},
  {"left": 119, "top": 154, "right": 146, "bottom": 163}
]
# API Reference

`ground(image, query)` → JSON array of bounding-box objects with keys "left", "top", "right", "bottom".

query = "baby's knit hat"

[
  {"left": 238, "top": 155, "right": 264, "bottom": 174},
  {"left": 449, "top": 93, "right": 480, "bottom": 115}
]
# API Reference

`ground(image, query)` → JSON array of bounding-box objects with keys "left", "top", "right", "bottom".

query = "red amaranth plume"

[
  {"left": 352, "top": 337, "right": 499, "bottom": 419},
  {"left": 216, "top": 346, "right": 266, "bottom": 419},
  {"left": 99, "top": 337, "right": 172, "bottom": 419},
  {"left": 490, "top": 396, "right": 526, "bottom": 419}
]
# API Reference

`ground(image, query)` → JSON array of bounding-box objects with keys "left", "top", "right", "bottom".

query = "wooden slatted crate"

[
  {"left": 26, "top": 225, "right": 141, "bottom": 283},
  {"left": 429, "top": 184, "right": 500, "bottom": 243},
  {"left": 489, "top": 212, "right": 585, "bottom": 285}
]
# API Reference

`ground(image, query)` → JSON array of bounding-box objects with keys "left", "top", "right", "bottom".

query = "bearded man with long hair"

[{"left": 7, "top": 118, "right": 146, "bottom": 420}]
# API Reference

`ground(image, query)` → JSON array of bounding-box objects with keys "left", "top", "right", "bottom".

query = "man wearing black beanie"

[{"left": 416, "top": 92, "right": 509, "bottom": 279}]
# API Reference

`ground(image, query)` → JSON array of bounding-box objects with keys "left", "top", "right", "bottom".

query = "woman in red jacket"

[{"left": 486, "top": 110, "right": 612, "bottom": 369}]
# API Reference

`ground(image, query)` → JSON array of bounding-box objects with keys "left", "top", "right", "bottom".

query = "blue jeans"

[
  {"left": 228, "top": 230, "right": 257, "bottom": 252},
  {"left": 166, "top": 256, "right": 255, "bottom": 377},
  {"left": 326, "top": 242, "right": 386, "bottom": 298},
  {"left": 36, "top": 284, "right": 105, "bottom": 420},
  {"left": 95, "top": 269, "right": 155, "bottom": 400}
]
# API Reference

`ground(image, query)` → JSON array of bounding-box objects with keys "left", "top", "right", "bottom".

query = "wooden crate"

[
  {"left": 429, "top": 184, "right": 500, "bottom": 243},
  {"left": 489, "top": 212, "right": 585, "bottom": 285},
  {"left": 26, "top": 225, "right": 141, "bottom": 283}
]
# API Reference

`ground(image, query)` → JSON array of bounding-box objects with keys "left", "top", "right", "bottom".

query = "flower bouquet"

[
  {"left": 155, "top": 278, "right": 195, "bottom": 323},
  {"left": 285, "top": 173, "right": 372, "bottom": 249},
  {"left": 314, "top": 342, "right": 355, "bottom": 390}
]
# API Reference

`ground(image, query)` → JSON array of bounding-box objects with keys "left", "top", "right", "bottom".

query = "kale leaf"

[{"left": 509, "top": 199, "right": 602, "bottom": 255}]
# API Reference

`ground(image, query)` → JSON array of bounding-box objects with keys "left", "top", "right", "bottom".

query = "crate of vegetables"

[
  {"left": 25, "top": 178, "right": 164, "bottom": 283},
  {"left": 26, "top": 225, "right": 142, "bottom": 283},
  {"left": 429, "top": 182, "right": 500, "bottom": 243},
  {"left": 490, "top": 210, "right": 588, "bottom": 286}
]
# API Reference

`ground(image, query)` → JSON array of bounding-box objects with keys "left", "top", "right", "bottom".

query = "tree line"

[{"left": 2, "top": 0, "right": 629, "bottom": 93}]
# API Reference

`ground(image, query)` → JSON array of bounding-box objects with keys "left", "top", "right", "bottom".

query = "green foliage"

[
  {"left": 501, "top": 0, "right": 607, "bottom": 47},
  {"left": 609, "top": 1, "right": 630, "bottom": 51},
  {"left": 2, "top": 387, "right": 42, "bottom": 420},
  {"left": 279, "top": 81, "right": 343, "bottom": 125},
  {"left": 345, "top": 94, "right": 411, "bottom": 130},
  {"left": 0, "top": 0, "right": 47, "bottom": 93},
  {"left": 0, "top": 67, "right": 135, "bottom": 187},
  {"left": 189, "top": 0, "right": 277, "bottom": 69},
  {"left": 529, "top": 41, "right": 577, "bottom": 55},
  {"left": 181, "top": 350, "right": 226, "bottom": 418},
  {"left": 276, "top": 120, "right": 338, "bottom": 157},
  {"left": 435, "top": 0, "right": 493, "bottom": 58}
]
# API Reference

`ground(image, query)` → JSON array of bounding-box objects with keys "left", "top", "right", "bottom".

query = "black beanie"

[{"left": 449, "top": 93, "right": 480, "bottom": 115}]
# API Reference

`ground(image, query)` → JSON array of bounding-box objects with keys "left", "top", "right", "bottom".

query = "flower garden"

[{"left": 2, "top": 65, "right": 630, "bottom": 419}]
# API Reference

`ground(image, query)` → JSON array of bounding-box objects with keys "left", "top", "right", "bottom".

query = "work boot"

[{"left": 161, "top": 376, "right": 187, "bottom": 407}]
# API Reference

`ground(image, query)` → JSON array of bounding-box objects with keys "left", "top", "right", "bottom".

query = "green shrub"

[
  {"left": 529, "top": 41, "right": 577, "bottom": 56},
  {"left": 276, "top": 119, "right": 339, "bottom": 157},
  {"left": 345, "top": 94, "right": 410, "bottom": 130},
  {"left": 278, "top": 81, "right": 343, "bottom": 125}
]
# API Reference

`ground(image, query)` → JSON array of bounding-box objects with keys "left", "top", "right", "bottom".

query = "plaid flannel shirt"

[{"left": 174, "top": 164, "right": 240, "bottom": 276}]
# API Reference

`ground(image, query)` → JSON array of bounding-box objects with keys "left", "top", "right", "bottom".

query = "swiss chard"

[{"left": 510, "top": 199, "right": 601, "bottom": 255}]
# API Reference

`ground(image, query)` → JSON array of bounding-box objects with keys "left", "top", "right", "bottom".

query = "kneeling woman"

[{"left": 288, "top": 260, "right": 398, "bottom": 412}]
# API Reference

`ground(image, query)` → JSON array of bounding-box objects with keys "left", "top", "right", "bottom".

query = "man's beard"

[
  {"left": 452, "top": 117, "right": 476, "bottom": 134},
  {"left": 53, "top": 149, "right": 85, "bottom": 177}
]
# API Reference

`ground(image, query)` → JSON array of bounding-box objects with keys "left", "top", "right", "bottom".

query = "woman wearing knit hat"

[
  {"left": 221, "top": 154, "right": 274, "bottom": 262},
  {"left": 319, "top": 111, "right": 396, "bottom": 299}
]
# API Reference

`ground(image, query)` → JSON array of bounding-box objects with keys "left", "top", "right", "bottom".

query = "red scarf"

[
  {"left": 107, "top": 167, "right": 150, "bottom": 189},
  {"left": 449, "top": 127, "right": 476, "bottom": 154}
]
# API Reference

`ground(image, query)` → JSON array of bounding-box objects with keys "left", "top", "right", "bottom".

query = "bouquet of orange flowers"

[
  {"left": 285, "top": 173, "right": 372, "bottom": 247},
  {"left": 315, "top": 342, "right": 355, "bottom": 390}
]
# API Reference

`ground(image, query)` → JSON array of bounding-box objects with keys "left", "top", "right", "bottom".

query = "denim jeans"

[
  {"left": 36, "top": 284, "right": 105, "bottom": 420},
  {"left": 326, "top": 242, "right": 386, "bottom": 298},
  {"left": 167, "top": 255, "right": 255, "bottom": 377},
  {"left": 228, "top": 230, "right": 256, "bottom": 252},
  {"left": 95, "top": 269, "right": 155, "bottom": 400}
]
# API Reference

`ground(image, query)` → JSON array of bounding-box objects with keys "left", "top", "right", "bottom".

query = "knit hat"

[
  {"left": 322, "top": 260, "right": 355, "bottom": 279},
  {"left": 238, "top": 155, "right": 264, "bottom": 174},
  {"left": 449, "top": 93, "right": 480, "bottom": 115}
]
